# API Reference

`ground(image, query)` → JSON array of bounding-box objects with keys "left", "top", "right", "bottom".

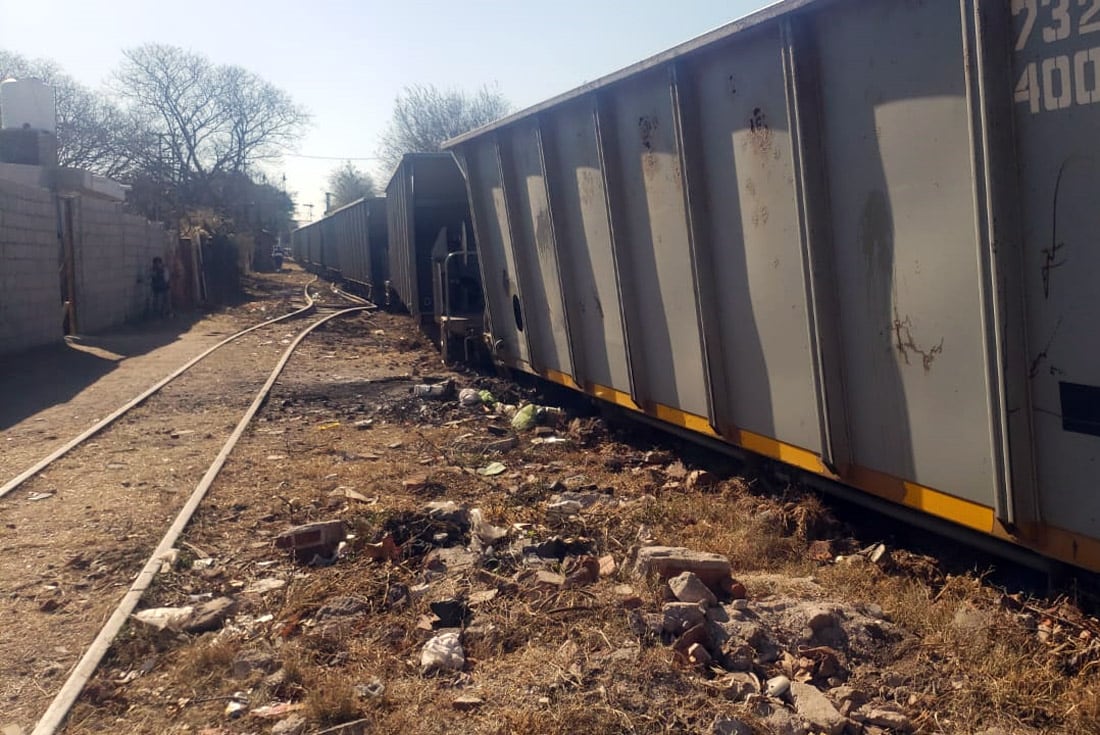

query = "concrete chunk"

[
  {"left": 789, "top": 681, "right": 846, "bottom": 735},
  {"left": 662, "top": 602, "right": 707, "bottom": 634},
  {"left": 184, "top": 596, "right": 239, "bottom": 633},
  {"left": 274, "top": 520, "right": 346, "bottom": 560},
  {"left": 669, "top": 571, "right": 718, "bottom": 607},
  {"left": 634, "top": 546, "right": 732, "bottom": 593}
]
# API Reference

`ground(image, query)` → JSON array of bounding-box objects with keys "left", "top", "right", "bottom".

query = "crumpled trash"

[
  {"left": 511, "top": 404, "right": 539, "bottom": 431},
  {"left": 356, "top": 678, "right": 386, "bottom": 698},
  {"left": 469, "top": 508, "right": 508, "bottom": 546},
  {"left": 413, "top": 379, "right": 455, "bottom": 400},
  {"left": 224, "top": 691, "right": 249, "bottom": 718},
  {"left": 477, "top": 461, "right": 506, "bottom": 477},
  {"left": 546, "top": 499, "right": 583, "bottom": 522},
  {"left": 478, "top": 390, "right": 496, "bottom": 405},
  {"left": 421, "top": 631, "right": 465, "bottom": 673},
  {"left": 459, "top": 388, "right": 482, "bottom": 407},
  {"left": 510, "top": 404, "right": 565, "bottom": 431}
]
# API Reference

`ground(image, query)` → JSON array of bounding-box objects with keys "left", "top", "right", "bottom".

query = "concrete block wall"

[
  {"left": 0, "top": 179, "right": 61, "bottom": 356},
  {"left": 73, "top": 198, "right": 172, "bottom": 334}
]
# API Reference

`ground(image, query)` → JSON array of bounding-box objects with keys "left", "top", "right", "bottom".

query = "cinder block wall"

[
  {"left": 0, "top": 181, "right": 175, "bottom": 356},
  {"left": 0, "top": 179, "right": 61, "bottom": 355},
  {"left": 73, "top": 198, "right": 173, "bottom": 334}
]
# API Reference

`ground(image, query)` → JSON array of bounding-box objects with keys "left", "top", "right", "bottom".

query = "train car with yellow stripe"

[{"left": 443, "top": 0, "right": 1100, "bottom": 572}]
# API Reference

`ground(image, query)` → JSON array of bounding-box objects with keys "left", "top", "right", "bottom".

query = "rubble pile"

[{"left": 73, "top": 355, "right": 1097, "bottom": 735}]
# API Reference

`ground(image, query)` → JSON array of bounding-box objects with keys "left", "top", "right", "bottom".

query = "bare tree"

[
  {"left": 115, "top": 44, "right": 309, "bottom": 199},
  {"left": 0, "top": 49, "right": 139, "bottom": 178},
  {"left": 326, "top": 161, "right": 376, "bottom": 211},
  {"left": 378, "top": 83, "right": 511, "bottom": 173}
]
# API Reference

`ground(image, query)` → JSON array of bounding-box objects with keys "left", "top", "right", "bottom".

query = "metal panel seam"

[
  {"left": 592, "top": 92, "right": 641, "bottom": 404},
  {"left": 668, "top": 61, "right": 721, "bottom": 434},
  {"left": 493, "top": 132, "right": 537, "bottom": 368},
  {"left": 780, "top": 17, "right": 839, "bottom": 471},
  {"left": 533, "top": 114, "right": 582, "bottom": 385},
  {"left": 960, "top": 0, "right": 1013, "bottom": 524}
]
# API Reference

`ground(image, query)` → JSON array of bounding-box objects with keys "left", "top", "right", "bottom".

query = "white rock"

[
  {"left": 133, "top": 606, "right": 195, "bottom": 631},
  {"left": 420, "top": 631, "right": 465, "bottom": 673},
  {"left": 669, "top": 571, "right": 718, "bottom": 607}
]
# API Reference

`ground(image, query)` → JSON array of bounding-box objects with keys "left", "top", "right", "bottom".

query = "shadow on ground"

[{"left": 0, "top": 312, "right": 203, "bottom": 431}]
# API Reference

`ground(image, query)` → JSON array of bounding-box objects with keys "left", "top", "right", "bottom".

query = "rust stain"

[
  {"left": 1043, "top": 158, "right": 1074, "bottom": 300},
  {"left": 1028, "top": 316, "right": 1063, "bottom": 379},
  {"left": 749, "top": 107, "right": 773, "bottom": 156},
  {"left": 892, "top": 310, "right": 943, "bottom": 371},
  {"left": 638, "top": 115, "right": 658, "bottom": 151},
  {"left": 1041, "top": 240, "right": 1065, "bottom": 300}
]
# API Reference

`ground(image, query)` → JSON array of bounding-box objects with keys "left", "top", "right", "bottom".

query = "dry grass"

[
  {"left": 60, "top": 298, "right": 1100, "bottom": 735},
  {"left": 177, "top": 634, "right": 241, "bottom": 690},
  {"left": 819, "top": 560, "right": 1100, "bottom": 733},
  {"left": 304, "top": 669, "right": 364, "bottom": 724}
]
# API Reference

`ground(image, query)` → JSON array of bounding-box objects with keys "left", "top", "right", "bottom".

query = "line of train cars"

[
  {"left": 293, "top": 0, "right": 1100, "bottom": 574},
  {"left": 292, "top": 153, "right": 485, "bottom": 360}
]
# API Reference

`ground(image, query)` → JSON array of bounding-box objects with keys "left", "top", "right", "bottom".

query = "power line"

[{"left": 282, "top": 153, "right": 384, "bottom": 161}]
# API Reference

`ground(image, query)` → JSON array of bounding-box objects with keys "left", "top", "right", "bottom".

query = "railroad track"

[{"left": 0, "top": 278, "right": 373, "bottom": 732}]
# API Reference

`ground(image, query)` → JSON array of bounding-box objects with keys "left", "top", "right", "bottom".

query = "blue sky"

[{"left": 2, "top": 0, "right": 770, "bottom": 222}]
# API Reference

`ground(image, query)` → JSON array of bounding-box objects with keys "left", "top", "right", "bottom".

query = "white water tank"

[{"left": 0, "top": 79, "right": 56, "bottom": 134}]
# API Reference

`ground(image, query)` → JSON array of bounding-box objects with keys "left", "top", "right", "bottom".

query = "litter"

[{"left": 477, "top": 462, "right": 506, "bottom": 477}]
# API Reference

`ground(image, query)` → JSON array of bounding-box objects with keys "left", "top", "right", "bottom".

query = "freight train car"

[
  {"left": 290, "top": 197, "right": 389, "bottom": 298},
  {"left": 289, "top": 219, "right": 321, "bottom": 274},
  {"left": 445, "top": 0, "right": 1100, "bottom": 571},
  {"left": 327, "top": 197, "right": 389, "bottom": 298},
  {"left": 385, "top": 154, "right": 484, "bottom": 359}
]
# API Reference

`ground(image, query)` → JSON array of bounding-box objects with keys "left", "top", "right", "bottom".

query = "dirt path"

[
  {"left": 0, "top": 268, "right": 318, "bottom": 730},
  {"left": 0, "top": 268, "right": 314, "bottom": 483}
]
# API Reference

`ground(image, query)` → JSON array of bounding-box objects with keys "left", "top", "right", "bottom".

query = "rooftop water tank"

[{"left": 0, "top": 78, "right": 56, "bottom": 134}]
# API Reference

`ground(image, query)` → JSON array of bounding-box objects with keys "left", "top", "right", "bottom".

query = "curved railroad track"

[{"left": 0, "top": 278, "right": 372, "bottom": 732}]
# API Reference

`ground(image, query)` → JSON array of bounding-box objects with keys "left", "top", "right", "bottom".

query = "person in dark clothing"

[{"left": 151, "top": 256, "right": 170, "bottom": 317}]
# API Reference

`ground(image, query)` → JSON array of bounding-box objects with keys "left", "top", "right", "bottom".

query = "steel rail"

[
  {"left": 31, "top": 304, "right": 372, "bottom": 735},
  {"left": 0, "top": 278, "right": 322, "bottom": 501}
]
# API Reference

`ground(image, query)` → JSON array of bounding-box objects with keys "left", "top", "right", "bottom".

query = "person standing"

[{"left": 151, "top": 256, "right": 171, "bottom": 318}]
